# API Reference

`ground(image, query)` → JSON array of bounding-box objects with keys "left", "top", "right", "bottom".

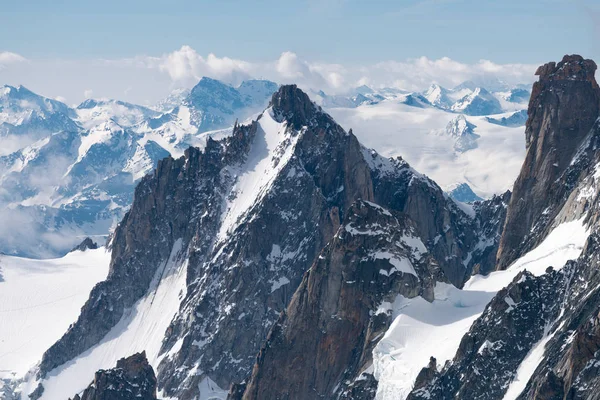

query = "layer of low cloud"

[{"left": 0, "top": 45, "right": 540, "bottom": 106}]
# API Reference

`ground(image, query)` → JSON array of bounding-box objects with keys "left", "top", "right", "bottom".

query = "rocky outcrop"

[
  {"left": 70, "top": 237, "right": 98, "bottom": 252},
  {"left": 68, "top": 352, "right": 157, "bottom": 400},
  {"left": 497, "top": 55, "right": 600, "bottom": 270},
  {"left": 405, "top": 56, "right": 600, "bottom": 400},
  {"left": 241, "top": 201, "right": 446, "bottom": 400}
]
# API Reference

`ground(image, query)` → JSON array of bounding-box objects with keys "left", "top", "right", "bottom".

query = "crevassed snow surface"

[
  {"left": 0, "top": 249, "right": 110, "bottom": 379},
  {"left": 217, "top": 108, "right": 300, "bottom": 241},
  {"left": 373, "top": 219, "right": 589, "bottom": 400},
  {"left": 21, "top": 239, "right": 187, "bottom": 400},
  {"left": 329, "top": 102, "right": 525, "bottom": 198}
]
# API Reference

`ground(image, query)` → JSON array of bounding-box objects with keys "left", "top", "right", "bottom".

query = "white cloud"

[
  {"left": 0, "top": 46, "right": 540, "bottom": 105},
  {"left": 0, "top": 51, "right": 26, "bottom": 71},
  {"left": 0, "top": 51, "right": 26, "bottom": 65},
  {"left": 158, "top": 45, "right": 252, "bottom": 87}
]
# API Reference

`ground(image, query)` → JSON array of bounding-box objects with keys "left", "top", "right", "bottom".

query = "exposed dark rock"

[
  {"left": 497, "top": 55, "right": 600, "bottom": 270},
  {"left": 241, "top": 201, "right": 446, "bottom": 400},
  {"left": 68, "top": 352, "right": 157, "bottom": 400},
  {"left": 70, "top": 237, "right": 98, "bottom": 252},
  {"left": 470, "top": 190, "right": 511, "bottom": 275}
]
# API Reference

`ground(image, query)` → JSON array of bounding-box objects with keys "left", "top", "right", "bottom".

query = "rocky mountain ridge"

[
  {"left": 11, "top": 55, "right": 600, "bottom": 400},
  {"left": 17, "top": 84, "right": 507, "bottom": 400}
]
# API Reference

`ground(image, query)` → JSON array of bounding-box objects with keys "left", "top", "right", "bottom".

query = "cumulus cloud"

[
  {"left": 0, "top": 46, "right": 540, "bottom": 104},
  {"left": 158, "top": 45, "right": 252, "bottom": 87}
]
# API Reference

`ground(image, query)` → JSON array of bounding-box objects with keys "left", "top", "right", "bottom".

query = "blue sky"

[
  {"left": 1, "top": 0, "right": 598, "bottom": 63},
  {"left": 0, "top": 0, "right": 598, "bottom": 104}
]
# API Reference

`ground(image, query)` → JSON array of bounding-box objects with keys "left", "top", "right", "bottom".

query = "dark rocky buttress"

[
  {"left": 497, "top": 55, "right": 600, "bottom": 270},
  {"left": 68, "top": 352, "right": 157, "bottom": 400}
]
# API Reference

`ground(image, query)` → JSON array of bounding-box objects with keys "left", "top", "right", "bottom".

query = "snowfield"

[
  {"left": 0, "top": 248, "right": 110, "bottom": 380},
  {"left": 373, "top": 219, "right": 589, "bottom": 400},
  {"left": 19, "top": 239, "right": 187, "bottom": 400}
]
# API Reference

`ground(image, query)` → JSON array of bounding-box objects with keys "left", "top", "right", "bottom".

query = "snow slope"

[
  {"left": 329, "top": 102, "right": 525, "bottom": 198},
  {"left": 19, "top": 239, "right": 187, "bottom": 400},
  {"left": 373, "top": 219, "right": 589, "bottom": 400},
  {"left": 21, "top": 240, "right": 187, "bottom": 400},
  {"left": 0, "top": 249, "right": 110, "bottom": 379},
  {"left": 217, "top": 108, "right": 300, "bottom": 241}
]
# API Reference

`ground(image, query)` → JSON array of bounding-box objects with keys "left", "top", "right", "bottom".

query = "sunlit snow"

[{"left": 0, "top": 248, "right": 110, "bottom": 379}]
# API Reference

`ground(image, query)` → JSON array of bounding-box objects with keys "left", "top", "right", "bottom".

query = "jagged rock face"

[
  {"left": 241, "top": 201, "right": 446, "bottom": 400},
  {"left": 38, "top": 134, "right": 232, "bottom": 376},
  {"left": 497, "top": 55, "right": 600, "bottom": 270},
  {"left": 35, "top": 85, "right": 491, "bottom": 400},
  {"left": 407, "top": 267, "right": 572, "bottom": 400},
  {"left": 364, "top": 152, "right": 485, "bottom": 287},
  {"left": 470, "top": 191, "right": 511, "bottom": 275},
  {"left": 156, "top": 86, "right": 376, "bottom": 398},
  {"left": 514, "top": 231, "right": 600, "bottom": 400},
  {"left": 69, "top": 352, "right": 157, "bottom": 400}
]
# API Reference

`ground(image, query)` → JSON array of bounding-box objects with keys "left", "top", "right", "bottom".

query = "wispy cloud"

[
  {"left": 0, "top": 51, "right": 27, "bottom": 70},
  {"left": 0, "top": 46, "right": 539, "bottom": 105}
]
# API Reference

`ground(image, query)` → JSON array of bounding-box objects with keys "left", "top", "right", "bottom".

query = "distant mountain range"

[
  {"left": 0, "top": 78, "right": 529, "bottom": 258},
  {"left": 0, "top": 79, "right": 277, "bottom": 258}
]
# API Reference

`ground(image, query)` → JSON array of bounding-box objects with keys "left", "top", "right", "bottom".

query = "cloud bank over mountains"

[{"left": 0, "top": 45, "right": 538, "bottom": 105}]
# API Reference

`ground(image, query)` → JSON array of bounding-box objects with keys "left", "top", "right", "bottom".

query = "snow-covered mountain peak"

[
  {"left": 445, "top": 114, "right": 480, "bottom": 152},
  {"left": 445, "top": 114, "right": 475, "bottom": 138},
  {"left": 355, "top": 84, "right": 375, "bottom": 95},
  {"left": 451, "top": 86, "right": 503, "bottom": 116},
  {"left": 423, "top": 84, "right": 452, "bottom": 108},
  {"left": 237, "top": 79, "right": 279, "bottom": 105},
  {"left": 75, "top": 98, "right": 158, "bottom": 129},
  {"left": 0, "top": 84, "right": 72, "bottom": 125}
]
